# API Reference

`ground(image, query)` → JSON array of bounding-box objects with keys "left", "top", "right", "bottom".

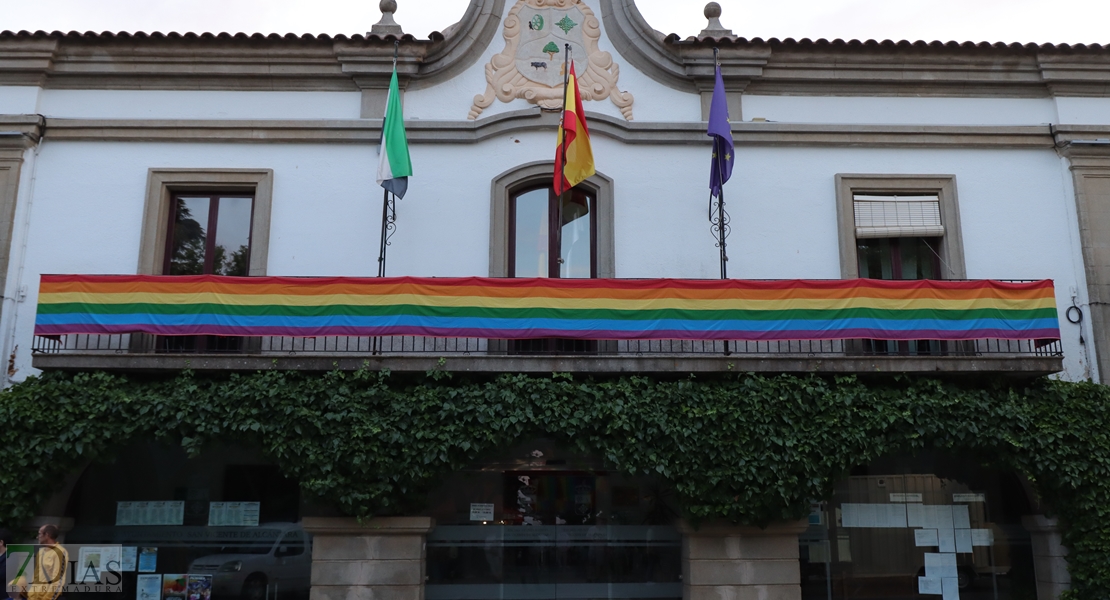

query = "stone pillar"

[
  {"left": 1022, "top": 515, "right": 1071, "bottom": 600},
  {"left": 679, "top": 519, "right": 807, "bottom": 600},
  {"left": 303, "top": 517, "right": 434, "bottom": 600}
]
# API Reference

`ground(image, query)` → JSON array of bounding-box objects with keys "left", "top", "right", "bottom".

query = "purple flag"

[{"left": 708, "top": 63, "right": 734, "bottom": 198}]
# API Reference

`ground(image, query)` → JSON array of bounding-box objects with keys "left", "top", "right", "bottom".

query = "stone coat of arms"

[{"left": 469, "top": 0, "right": 635, "bottom": 120}]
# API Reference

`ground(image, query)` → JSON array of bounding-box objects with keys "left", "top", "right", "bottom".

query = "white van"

[{"left": 188, "top": 524, "right": 311, "bottom": 600}]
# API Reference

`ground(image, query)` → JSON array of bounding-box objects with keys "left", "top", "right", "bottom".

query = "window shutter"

[{"left": 854, "top": 194, "right": 945, "bottom": 238}]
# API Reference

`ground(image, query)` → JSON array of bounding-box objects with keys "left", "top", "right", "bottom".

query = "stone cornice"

[
  {"left": 0, "top": 0, "right": 503, "bottom": 92},
  {"left": 0, "top": 115, "right": 43, "bottom": 150},
  {"left": 6, "top": 0, "right": 1110, "bottom": 98},
  {"left": 36, "top": 111, "right": 1054, "bottom": 148}
]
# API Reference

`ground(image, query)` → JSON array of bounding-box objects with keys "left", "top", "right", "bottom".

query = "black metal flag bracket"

[{"left": 376, "top": 190, "right": 397, "bottom": 278}]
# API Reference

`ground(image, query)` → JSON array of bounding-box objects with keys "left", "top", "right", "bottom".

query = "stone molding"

[
  {"left": 834, "top": 174, "right": 966, "bottom": 280},
  {"left": 138, "top": 168, "right": 274, "bottom": 276},
  {"left": 0, "top": 0, "right": 502, "bottom": 93},
  {"left": 7, "top": 0, "right": 1110, "bottom": 96},
  {"left": 1059, "top": 144, "right": 1110, "bottom": 383},
  {"left": 35, "top": 113, "right": 1057, "bottom": 148}
]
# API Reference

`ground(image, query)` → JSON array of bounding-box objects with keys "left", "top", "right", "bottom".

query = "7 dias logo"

[{"left": 6, "top": 544, "right": 124, "bottom": 596}]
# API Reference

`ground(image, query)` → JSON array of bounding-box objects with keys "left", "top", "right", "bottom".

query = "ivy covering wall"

[{"left": 1, "top": 369, "right": 1108, "bottom": 597}]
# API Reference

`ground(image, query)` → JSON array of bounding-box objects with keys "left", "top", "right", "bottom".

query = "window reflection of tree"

[
  {"left": 169, "top": 198, "right": 206, "bottom": 276},
  {"left": 170, "top": 198, "right": 250, "bottom": 277}
]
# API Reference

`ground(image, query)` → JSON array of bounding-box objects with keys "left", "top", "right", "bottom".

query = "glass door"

[{"left": 508, "top": 186, "right": 597, "bottom": 354}]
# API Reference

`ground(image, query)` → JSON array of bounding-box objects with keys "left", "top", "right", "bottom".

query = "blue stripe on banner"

[{"left": 34, "top": 313, "right": 1061, "bottom": 334}]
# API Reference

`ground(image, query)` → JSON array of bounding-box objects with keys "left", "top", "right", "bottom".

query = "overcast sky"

[{"left": 3, "top": 0, "right": 1109, "bottom": 45}]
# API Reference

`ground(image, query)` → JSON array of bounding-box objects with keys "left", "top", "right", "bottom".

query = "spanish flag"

[{"left": 554, "top": 63, "right": 595, "bottom": 195}]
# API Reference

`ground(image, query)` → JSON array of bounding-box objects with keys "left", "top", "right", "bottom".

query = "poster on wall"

[
  {"left": 186, "top": 575, "right": 212, "bottom": 600},
  {"left": 77, "top": 546, "right": 123, "bottom": 583},
  {"left": 137, "top": 575, "right": 162, "bottom": 600},
  {"left": 121, "top": 547, "right": 138, "bottom": 572},
  {"left": 207, "top": 502, "right": 260, "bottom": 527},
  {"left": 117, "top": 501, "right": 186, "bottom": 526},
  {"left": 162, "top": 575, "right": 187, "bottom": 600},
  {"left": 138, "top": 547, "right": 158, "bottom": 573}
]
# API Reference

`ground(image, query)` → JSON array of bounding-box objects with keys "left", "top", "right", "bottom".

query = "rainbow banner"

[{"left": 34, "top": 275, "right": 1060, "bottom": 341}]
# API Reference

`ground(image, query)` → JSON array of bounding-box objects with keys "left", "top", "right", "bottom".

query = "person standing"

[
  {"left": 1, "top": 528, "right": 14, "bottom": 600},
  {"left": 28, "top": 526, "right": 67, "bottom": 600}
]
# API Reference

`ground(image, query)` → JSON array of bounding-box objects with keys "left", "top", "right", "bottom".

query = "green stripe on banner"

[{"left": 36, "top": 302, "right": 1059, "bottom": 322}]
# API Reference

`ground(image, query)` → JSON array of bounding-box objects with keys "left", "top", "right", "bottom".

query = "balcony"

[
  {"left": 29, "top": 275, "right": 1064, "bottom": 376},
  {"left": 32, "top": 333, "right": 1062, "bottom": 375}
]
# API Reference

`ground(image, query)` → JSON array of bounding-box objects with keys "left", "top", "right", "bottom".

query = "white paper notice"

[
  {"left": 934, "top": 506, "right": 954, "bottom": 529},
  {"left": 952, "top": 505, "right": 971, "bottom": 529},
  {"left": 208, "top": 502, "right": 261, "bottom": 526},
  {"left": 942, "top": 577, "right": 960, "bottom": 600},
  {"left": 971, "top": 529, "right": 994, "bottom": 546},
  {"left": 938, "top": 528, "right": 956, "bottom": 552},
  {"left": 907, "top": 503, "right": 926, "bottom": 527},
  {"left": 841, "top": 503, "right": 907, "bottom": 528},
  {"left": 116, "top": 501, "right": 184, "bottom": 526},
  {"left": 918, "top": 576, "right": 943, "bottom": 595},
  {"left": 915, "top": 529, "right": 939, "bottom": 547},
  {"left": 469, "top": 503, "right": 495, "bottom": 521},
  {"left": 952, "top": 493, "right": 985, "bottom": 503},
  {"left": 925, "top": 553, "right": 959, "bottom": 578},
  {"left": 121, "top": 547, "right": 137, "bottom": 572},
  {"left": 889, "top": 492, "right": 923, "bottom": 503},
  {"left": 955, "top": 529, "right": 973, "bottom": 553}
]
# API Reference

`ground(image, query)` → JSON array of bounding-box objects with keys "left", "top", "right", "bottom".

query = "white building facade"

[{"left": 2, "top": 1, "right": 1108, "bottom": 599}]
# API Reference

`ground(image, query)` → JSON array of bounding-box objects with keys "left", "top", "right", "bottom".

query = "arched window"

[{"left": 490, "top": 161, "right": 614, "bottom": 279}]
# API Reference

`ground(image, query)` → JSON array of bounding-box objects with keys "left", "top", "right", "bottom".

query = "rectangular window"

[
  {"left": 160, "top": 193, "right": 255, "bottom": 353},
  {"left": 853, "top": 194, "right": 945, "bottom": 356},
  {"left": 165, "top": 195, "right": 254, "bottom": 277}
]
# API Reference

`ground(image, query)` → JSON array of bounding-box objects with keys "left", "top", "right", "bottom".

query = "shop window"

[
  {"left": 61, "top": 443, "right": 314, "bottom": 600},
  {"left": 423, "top": 439, "right": 682, "bottom": 600},
  {"left": 800, "top": 452, "right": 1039, "bottom": 600}
]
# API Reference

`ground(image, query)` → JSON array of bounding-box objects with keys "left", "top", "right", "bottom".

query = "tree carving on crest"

[{"left": 468, "top": 0, "right": 635, "bottom": 120}]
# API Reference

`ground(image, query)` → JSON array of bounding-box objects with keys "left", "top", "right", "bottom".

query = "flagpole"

[
  {"left": 559, "top": 44, "right": 571, "bottom": 197},
  {"left": 374, "top": 41, "right": 401, "bottom": 354},
  {"left": 377, "top": 41, "right": 401, "bottom": 279},
  {"left": 711, "top": 47, "right": 731, "bottom": 355}
]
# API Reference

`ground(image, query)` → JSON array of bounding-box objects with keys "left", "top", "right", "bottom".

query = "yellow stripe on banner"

[{"left": 37, "top": 291, "right": 1060, "bottom": 312}]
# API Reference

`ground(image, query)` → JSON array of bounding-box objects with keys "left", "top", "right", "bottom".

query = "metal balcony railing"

[{"left": 31, "top": 333, "right": 1062, "bottom": 359}]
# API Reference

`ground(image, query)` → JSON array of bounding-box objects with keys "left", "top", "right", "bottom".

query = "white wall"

[
  {"left": 1055, "top": 97, "right": 1110, "bottom": 126},
  {"left": 741, "top": 95, "right": 1059, "bottom": 126},
  {"left": 0, "top": 86, "right": 41, "bottom": 114},
  {"left": 37, "top": 90, "right": 362, "bottom": 120},
  {"left": 2, "top": 132, "right": 1091, "bottom": 380}
]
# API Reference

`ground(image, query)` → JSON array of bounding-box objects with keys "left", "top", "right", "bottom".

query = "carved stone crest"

[{"left": 468, "top": 0, "right": 635, "bottom": 120}]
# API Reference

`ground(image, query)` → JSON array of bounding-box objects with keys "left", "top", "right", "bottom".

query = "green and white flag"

[{"left": 376, "top": 70, "right": 413, "bottom": 199}]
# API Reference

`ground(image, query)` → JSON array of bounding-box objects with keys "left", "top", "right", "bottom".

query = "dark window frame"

[
  {"left": 507, "top": 185, "right": 598, "bottom": 279},
  {"left": 162, "top": 192, "right": 256, "bottom": 277}
]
